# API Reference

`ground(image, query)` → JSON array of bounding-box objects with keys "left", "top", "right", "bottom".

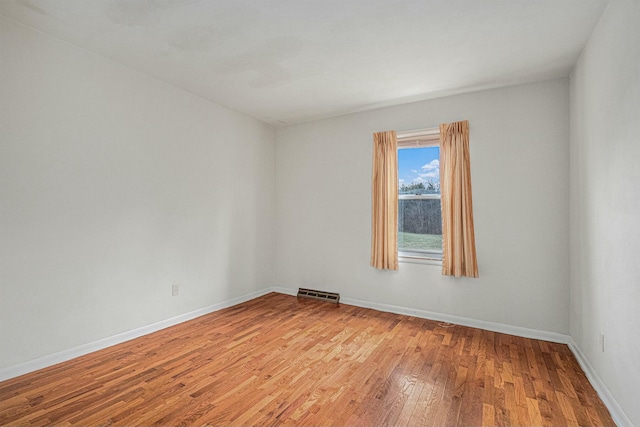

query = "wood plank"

[{"left": 0, "top": 293, "right": 616, "bottom": 426}]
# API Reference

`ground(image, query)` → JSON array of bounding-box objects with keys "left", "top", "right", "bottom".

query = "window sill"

[{"left": 398, "top": 254, "right": 442, "bottom": 266}]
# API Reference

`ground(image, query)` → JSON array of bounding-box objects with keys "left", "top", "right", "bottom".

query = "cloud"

[
  {"left": 412, "top": 176, "right": 425, "bottom": 183},
  {"left": 410, "top": 169, "right": 418, "bottom": 173},
  {"left": 420, "top": 171, "right": 439, "bottom": 179},
  {"left": 421, "top": 159, "right": 439, "bottom": 171}
]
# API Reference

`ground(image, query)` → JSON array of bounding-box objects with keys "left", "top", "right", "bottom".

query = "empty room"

[{"left": 0, "top": 0, "right": 638, "bottom": 426}]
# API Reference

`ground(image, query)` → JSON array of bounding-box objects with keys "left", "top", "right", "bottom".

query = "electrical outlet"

[
  {"left": 172, "top": 284, "right": 179, "bottom": 296},
  {"left": 599, "top": 334, "right": 605, "bottom": 352}
]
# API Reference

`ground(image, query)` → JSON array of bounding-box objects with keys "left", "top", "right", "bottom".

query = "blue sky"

[{"left": 398, "top": 146, "right": 440, "bottom": 188}]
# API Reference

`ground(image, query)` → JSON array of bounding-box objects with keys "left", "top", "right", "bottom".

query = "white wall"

[
  {"left": 275, "top": 79, "right": 570, "bottom": 334},
  {"left": 570, "top": 0, "right": 640, "bottom": 425},
  {"left": 0, "top": 17, "right": 275, "bottom": 370}
]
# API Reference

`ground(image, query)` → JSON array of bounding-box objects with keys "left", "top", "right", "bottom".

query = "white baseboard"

[
  {"left": 270, "top": 286, "right": 297, "bottom": 296},
  {"left": 0, "top": 288, "right": 272, "bottom": 382},
  {"left": 271, "top": 286, "right": 570, "bottom": 344},
  {"left": 343, "top": 295, "right": 572, "bottom": 343},
  {"left": 567, "top": 338, "right": 633, "bottom": 427}
]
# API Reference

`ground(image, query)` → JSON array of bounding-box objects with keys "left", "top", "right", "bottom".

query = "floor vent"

[{"left": 297, "top": 288, "right": 340, "bottom": 304}]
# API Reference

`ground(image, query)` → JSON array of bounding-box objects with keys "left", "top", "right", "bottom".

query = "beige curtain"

[
  {"left": 371, "top": 131, "right": 399, "bottom": 270},
  {"left": 439, "top": 120, "right": 479, "bottom": 278}
]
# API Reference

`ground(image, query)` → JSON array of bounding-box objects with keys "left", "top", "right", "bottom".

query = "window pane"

[
  {"left": 398, "top": 198, "right": 442, "bottom": 253},
  {"left": 398, "top": 146, "right": 442, "bottom": 255},
  {"left": 398, "top": 147, "right": 440, "bottom": 195}
]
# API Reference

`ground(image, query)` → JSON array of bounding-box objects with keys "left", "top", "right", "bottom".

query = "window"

[{"left": 397, "top": 128, "right": 442, "bottom": 261}]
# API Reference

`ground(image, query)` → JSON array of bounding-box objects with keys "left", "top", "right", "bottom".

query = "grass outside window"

[{"left": 398, "top": 231, "right": 442, "bottom": 252}]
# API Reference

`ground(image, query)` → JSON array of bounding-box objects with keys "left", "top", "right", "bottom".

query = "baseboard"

[
  {"left": 0, "top": 288, "right": 273, "bottom": 382},
  {"left": 345, "top": 296, "right": 572, "bottom": 343},
  {"left": 271, "top": 286, "right": 570, "bottom": 344},
  {"left": 567, "top": 338, "right": 633, "bottom": 427},
  {"left": 271, "top": 286, "right": 298, "bottom": 296}
]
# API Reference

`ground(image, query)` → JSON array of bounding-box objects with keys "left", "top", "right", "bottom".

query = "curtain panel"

[
  {"left": 439, "top": 120, "right": 479, "bottom": 278},
  {"left": 370, "top": 131, "right": 399, "bottom": 270}
]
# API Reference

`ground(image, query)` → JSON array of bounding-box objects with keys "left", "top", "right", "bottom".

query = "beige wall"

[
  {"left": 0, "top": 17, "right": 276, "bottom": 369},
  {"left": 275, "top": 79, "right": 570, "bottom": 335}
]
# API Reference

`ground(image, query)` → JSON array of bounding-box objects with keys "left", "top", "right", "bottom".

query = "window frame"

[{"left": 397, "top": 127, "right": 443, "bottom": 263}]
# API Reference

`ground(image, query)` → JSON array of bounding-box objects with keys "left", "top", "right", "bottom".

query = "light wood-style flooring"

[{"left": 0, "top": 293, "right": 615, "bottom": 426}]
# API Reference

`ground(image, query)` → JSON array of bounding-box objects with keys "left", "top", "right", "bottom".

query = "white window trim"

[
  {"left": 398, "top": 193, "right": 440, "bottom": 200},
  {"left": 398, "top": 253, "right": 442, "bottom": 265},
  {"left": 397, "top": 126, "right": 442, "bottom": 265},
  {"left": 397, "top": 127, "right": 440, "bottom": 148}
]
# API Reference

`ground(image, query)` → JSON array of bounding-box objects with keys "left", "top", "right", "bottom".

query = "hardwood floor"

[{"left": 0, "top": 293, "right": 614, "bottom": 426}]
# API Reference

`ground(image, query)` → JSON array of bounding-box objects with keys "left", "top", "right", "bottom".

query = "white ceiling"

[{"left": 0, "top": 0, "right": 609, "bottom": 126}]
